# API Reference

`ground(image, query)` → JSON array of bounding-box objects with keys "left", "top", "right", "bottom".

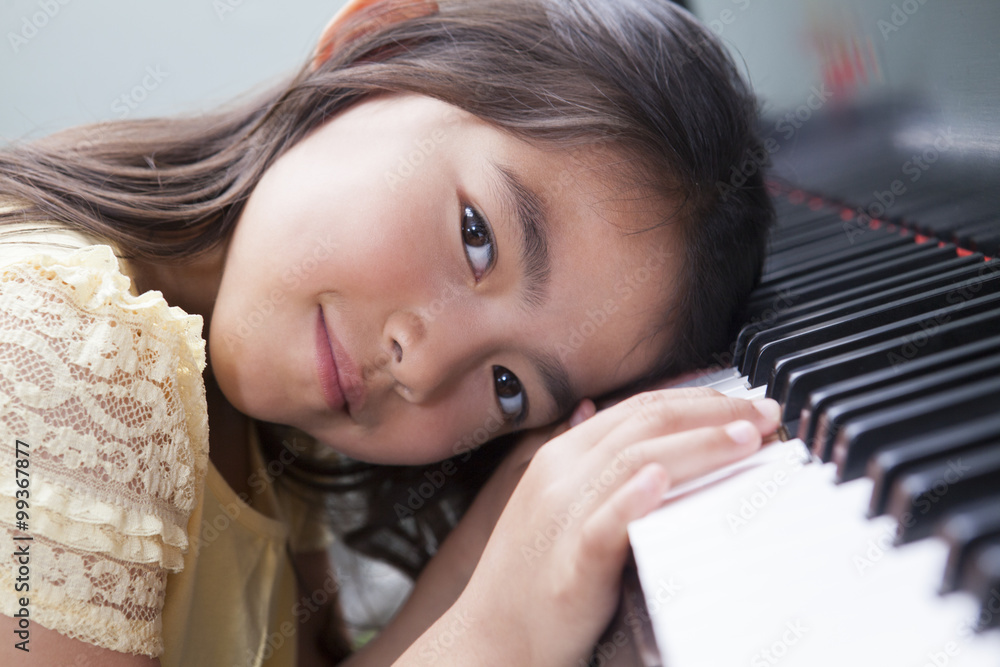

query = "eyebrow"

[{"left": 488, "top": 161, "right": 551, "bottom": 308}]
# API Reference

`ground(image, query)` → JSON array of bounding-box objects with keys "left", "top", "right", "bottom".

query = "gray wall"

[{"left": 1, "top": 0, "right": 348, "bottom": 143}]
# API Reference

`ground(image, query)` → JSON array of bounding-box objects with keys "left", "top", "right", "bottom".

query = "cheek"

[{"left": 330, "top": 213, "right": 457, "bottom": 307}]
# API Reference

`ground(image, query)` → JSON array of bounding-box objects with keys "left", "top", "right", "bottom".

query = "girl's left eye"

[
  {"left": 493, "top": 366, "right": 526, "bottom": 422},
  {"left": 461, "top": 205, "right": 495, "bottom": 280}
]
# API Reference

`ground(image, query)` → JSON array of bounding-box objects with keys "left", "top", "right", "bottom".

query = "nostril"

[{"left": 392, "top": 339, "right": 403, "bottom": 363}]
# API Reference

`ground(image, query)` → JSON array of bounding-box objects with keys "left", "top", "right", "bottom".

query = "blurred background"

[{"left": 0, "top": 0, "right": 349, "bottom": 143}]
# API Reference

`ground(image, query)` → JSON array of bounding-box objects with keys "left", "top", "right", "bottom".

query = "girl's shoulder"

[{"left": 0, "top": 195, "right": 210, "bottom": 658}]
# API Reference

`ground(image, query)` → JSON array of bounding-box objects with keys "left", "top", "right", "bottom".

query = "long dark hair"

[{"left": 1, "top": 0, "right": 771, "bottom": 650}]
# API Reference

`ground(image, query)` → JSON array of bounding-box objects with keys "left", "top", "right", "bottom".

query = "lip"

[{"left": 315, "top": 306, "right": 365, "bottom": 415}]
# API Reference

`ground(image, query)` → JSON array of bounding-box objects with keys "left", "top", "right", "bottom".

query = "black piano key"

[
  {"left": 831, "top": 374, "right": 1000, "bottom": 482},
  {"left": 956, "top": 228, "right": 1000, "bottom": 256},
  {"left": 765, "top": 219, "right": 850, "bottom": 256},
  {"left": 814, "top": 354, "right": 1000, "bottom": 464},
  {"left": 885, "top": 444, "right": 1000, "bottom": 544},
  {"left": 741, "top": 248, "right": 972, "bottom": 378},
  {"left": 756, "top": 232, "right": 912, "bottom": 289},
  {"left": 763, "top": 224, "right": 898, "bottom": 275},
  {"left": 957, "top": 539, "right": 1000, "bottom": 630},
  {"left": 868, "top": 413, "right": 1000, "bottom": 518},
  {"left": 970, "top": 231, "right": 1000, "bottom": 258},
  {"left": 748, "top": 241, "right": 948, "bottom": 327},
  {"left": 767, "top": 290, "right": 1000, "bottom": 403},
  {"left": 750, "top": 272, "right": 1000, "bottom": 388},
  {"left": 732, "top": 254, "right": 982, "bottom": 370},
  {"left": 771, "top": 255, "right": 982, "bottom": 321},
  {"left": 799, "top": 331, "right": 1000, "bottom": 459},
  {"left": 938, "top": 497, "right": 1000, "bottom": 594},
  {"left": 757, "top": 232, "right": 907, "bottom": 287}
]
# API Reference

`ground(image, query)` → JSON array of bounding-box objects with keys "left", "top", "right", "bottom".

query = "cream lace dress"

[{"left": 0, "top": 202, "right": 334, "bottom": 666}]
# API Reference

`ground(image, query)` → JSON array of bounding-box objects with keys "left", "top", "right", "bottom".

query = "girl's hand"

[
  {"left": 442, "top": 387, "right": 781, "bottom": 666},
  {"left": 340, "top": 407, "right": 589, "bottom": 666}
]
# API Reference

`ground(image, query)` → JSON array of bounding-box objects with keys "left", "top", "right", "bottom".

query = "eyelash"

[{"left": 459, "top": 204, "right": 527, "bottom": 424}]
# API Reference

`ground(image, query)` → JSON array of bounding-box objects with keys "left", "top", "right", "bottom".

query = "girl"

[{"left": 0, "top": 0, "right": 777, "bottom": 665}]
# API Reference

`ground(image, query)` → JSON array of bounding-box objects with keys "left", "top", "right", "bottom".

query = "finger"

[
  {"left": 581, "top": 421, "right": 763, "bottom": 509},
  {"left": 577, "top": 422, "right": 762, "bottom": 567},
  {"left": 561, "top": 386, "right": 724, "bottom": 446},
  {"left": 577, "top": 463, "right": 671, "bottom": 573},
  {"left": 588, "top": 393, "right": 779, "bottom": 460},
  {"left": 614, "top": 420, "right": 764, "bottom": 490}
]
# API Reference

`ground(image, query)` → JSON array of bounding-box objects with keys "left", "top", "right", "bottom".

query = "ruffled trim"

[
  {"left": 0, "top": 244, "right": 210, "bottom": 570},
  {"left": 0, "top": 482, "right": 188, "bottom": 571},
  {"left": 5, "top": 244, "right": 206, "bottom": 371}
]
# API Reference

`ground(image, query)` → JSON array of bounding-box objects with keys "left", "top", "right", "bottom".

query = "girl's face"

[{"left": 210, "top": 94, "right": 678, "bottom": 464}]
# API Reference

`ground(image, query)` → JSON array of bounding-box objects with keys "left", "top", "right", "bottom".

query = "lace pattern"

[{"left": 0, "top": 245, "right": 208, "bottom": 656}]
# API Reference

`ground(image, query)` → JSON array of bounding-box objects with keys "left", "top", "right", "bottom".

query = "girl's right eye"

[{"left": 461, "top": 204, "right": 495, "bottom": 281}]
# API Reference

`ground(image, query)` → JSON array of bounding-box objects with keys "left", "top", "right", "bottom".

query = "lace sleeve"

[{"left": 0, "top": 245, "right": 209, "bottom": 657}]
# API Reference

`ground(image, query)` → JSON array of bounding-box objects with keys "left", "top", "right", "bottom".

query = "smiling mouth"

[
  {"left": 314, "top": 306, "right": 365, "bottom": 416},
  {"left": 315, "top": 307, "right": 345, "bottom": 412}
]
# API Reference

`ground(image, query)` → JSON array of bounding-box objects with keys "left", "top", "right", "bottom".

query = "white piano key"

[
  {"left": 667, "top": 366, "right": 741, "bottom": 389},
  {"left": 628, "top": 436, "right": 1000, "bottom": 666},
  {"left": 713, "top": 375, "right": 768, "bottom": 401},
  {"left": 705, "top": 375, "right": 752, "bottom": 394},
  {"left": 667, "top": 370, "right": 770, "bottom": 402}
]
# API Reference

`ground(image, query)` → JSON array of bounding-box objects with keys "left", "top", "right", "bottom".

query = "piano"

[{"left": 623, "top": 0, "right": 1000, "bottom": 664}]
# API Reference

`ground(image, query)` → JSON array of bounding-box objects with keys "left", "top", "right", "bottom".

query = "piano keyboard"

[{"left": 626, "top": 182, "right": 1000, "bottom": 666}]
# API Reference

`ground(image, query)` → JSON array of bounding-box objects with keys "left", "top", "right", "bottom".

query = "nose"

[{"left": 382, "top": 308, "right": 480, "bottom": 403}]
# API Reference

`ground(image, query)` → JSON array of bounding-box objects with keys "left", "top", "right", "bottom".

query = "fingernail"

[
  {"left": 725, "top": 420, "right": 758, "bottom": 447},
  {"left": 569, "top": 399, "right": 594, "bottom": 427},
  {"left": 753, "top": 398, "right": 781, "bottom": 423}
]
